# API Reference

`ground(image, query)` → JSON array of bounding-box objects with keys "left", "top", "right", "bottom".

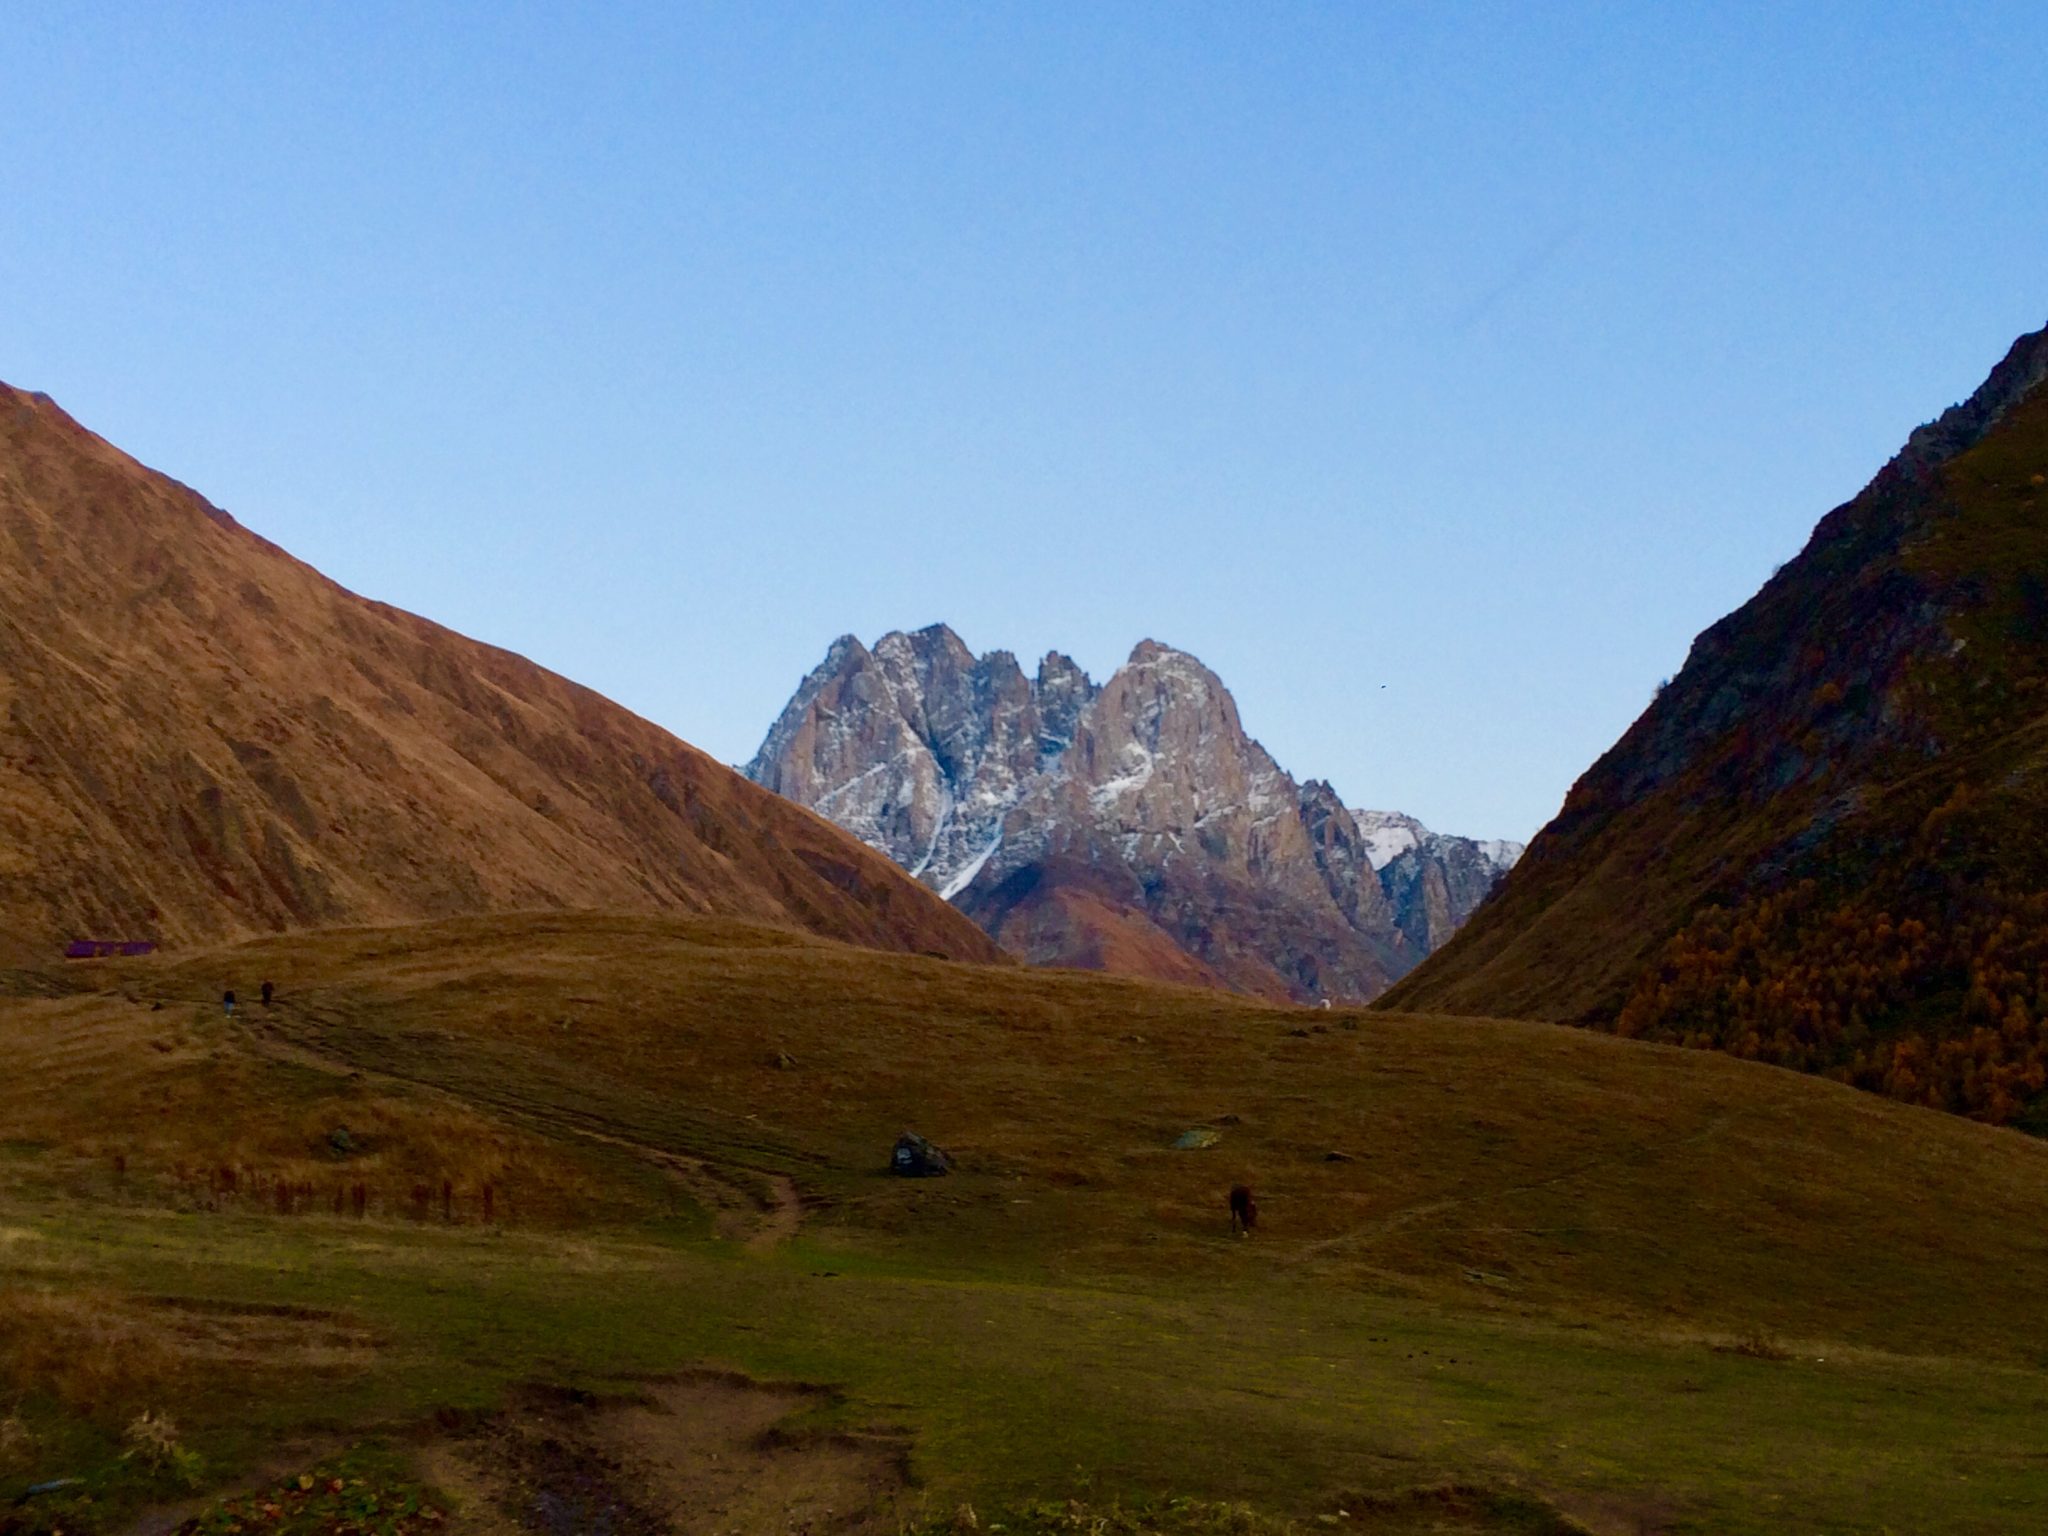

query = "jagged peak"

[
  {"left": 1298, "top": 778, "right": 1347, "bottom": 812},
  {"left": 821, "top": 632, "right": 870, "bottom": 668},
  {"left": 1036, "top": 653, "right": 1095, "bottom": 708},
  {"left": 1349, "top": 808, "right": 1430, "bottom": 871},
  {"left": 1125, "top": 637, "right": 1200, "bottom": 667},
  {"left": 741, "top": 633, "right": 881, "bottom": 785},
  {"left": 871, "top": 621, "right": 974, "bottom": 663},
  {"left": 1115, "top": 640, "right": 1231, "bottom": 699},
  {"left": 749, "top": 622, "right": 1522, "bottom": 996},
  {"left": 799, "top": 633, "right": 874, "bottom": 692}
]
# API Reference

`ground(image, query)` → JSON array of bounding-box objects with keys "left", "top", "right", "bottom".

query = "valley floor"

[{"left": 3, "top": 913, "right": 2046, "bottom": 1534}]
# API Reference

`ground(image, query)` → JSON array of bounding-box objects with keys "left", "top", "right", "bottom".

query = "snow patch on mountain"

[
  {"left": 940, "top": 830, "right": 1003, "bottom": 900},
  {"left": 1351, "top": 810, "right": 1427, "bottom": 870},
  {"left": 1473, "top": 838, "right": 1525, "bottom": 872}
]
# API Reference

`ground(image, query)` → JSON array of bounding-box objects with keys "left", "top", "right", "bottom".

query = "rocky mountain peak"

[
  {"left": 1037, "top": 649, "right": 1087, "bottom": 685},
  {"left": 873, "top": 622, "right": 975, "bottom": 673},
  {"left": 1125, "top": 637, "right": 1193, "bottom": 666},
  {"left": 1034, "top": 651, "right": 1095, "bottom": 758},
  {"left": 747, "top": 629, "right": 1520, "bottom": 1003},
  {"left": 822, "top": 632, "right": 869, "bottom": 667}
]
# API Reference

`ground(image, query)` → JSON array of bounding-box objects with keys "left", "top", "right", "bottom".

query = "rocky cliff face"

[
  {"left": 1349, "top": 810, "right": 1524, "bottom": 954},
  {"left": 747, "top": 628, "right": 1520, "bottom": 1002}
]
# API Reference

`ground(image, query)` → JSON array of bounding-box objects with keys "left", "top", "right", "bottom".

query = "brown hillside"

[
  {"left": 961, "top": 858, "right": 1245, "bottom": 994},
  {"left": 1385, "top": 323, "right": 2048, "bottom": 1127},
  {"left": 0, "top": 382, "right": 1001, "bottom": 961}
]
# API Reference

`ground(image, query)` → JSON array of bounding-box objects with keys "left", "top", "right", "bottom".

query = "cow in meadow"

[{"left": 1228, "top": 1184, "right": 1258, "bottom": 1237}]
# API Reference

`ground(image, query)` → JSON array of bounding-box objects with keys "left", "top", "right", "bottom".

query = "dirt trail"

[
  {"left": 232, "top": 1005, "right": 807, "bottom": 1253},
  {"left": 533, "top": 1120, "right": 801, "bottom": 1251},
  {"left": 424, "top": 1373, "right": 910, "bottom": 1536},
  {"left": 743, "top": 1177, "right": 804, "bottom": 1254}
]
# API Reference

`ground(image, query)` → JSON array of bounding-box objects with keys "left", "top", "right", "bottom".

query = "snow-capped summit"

[
  {"left": 1363, "top": 817, "right": 1525, "bottom": 955},
  {"left": 1350, "top": 809, "right": 1429, "bottom": 871}
]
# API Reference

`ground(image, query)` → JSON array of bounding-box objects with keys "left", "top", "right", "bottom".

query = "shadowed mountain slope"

[
  {"left": 1385, "top": 322, "right": 2048, "bottom": 1127},
  {"left": 0, "top": 382, "right": 1000, "bottom": 962}
]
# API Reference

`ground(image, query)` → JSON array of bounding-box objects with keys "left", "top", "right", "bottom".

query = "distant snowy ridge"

[
  {"left": 1351, "top": 809, "right": 1426, "bottom": 871},
  {"left": 1473, "top": 838, "right": 1525, "bottom": 871}
]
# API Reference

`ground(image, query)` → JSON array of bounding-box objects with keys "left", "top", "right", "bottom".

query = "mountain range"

[
  {"left": 0, "top": 381, "right": 998, "bottom": 966},
  {"left": 745, "top": 627, "right": 1520, "bottom": 1003},
  {"left": 9, "top": 346, "right": 2048, "bottom": 1532},
  {"left": 17, "top": 309, "right": 2048, "bottom": 1133},
  {"left": 1389, "top": 320, "right": 2048, "bottom": 1129}
]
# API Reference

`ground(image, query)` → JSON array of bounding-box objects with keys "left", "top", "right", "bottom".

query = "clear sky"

[{"left": 4, "top": 4, "right": 2044, "bottom": 842}]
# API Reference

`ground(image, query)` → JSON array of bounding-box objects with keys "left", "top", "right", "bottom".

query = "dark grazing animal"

[{"left": 1228, "top": 1184, "right": 1258, "bottom": 1237}]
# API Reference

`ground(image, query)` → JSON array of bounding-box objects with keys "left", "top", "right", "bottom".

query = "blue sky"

[{"left": 4, "top": 3, "right": 2044, "bottom": 841}]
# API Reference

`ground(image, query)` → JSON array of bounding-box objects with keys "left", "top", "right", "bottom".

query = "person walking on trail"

[
  {"left": 222, "top": 988, "right": 236, "bottom": 1018},
  {"left": 260, "top": 980, "right": 274, "bottom": 1008}
]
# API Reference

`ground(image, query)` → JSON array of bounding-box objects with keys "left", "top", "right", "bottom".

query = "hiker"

[
  {"left": 260, "top": 980, "right": 275, "bottom": 1008},
  {"left": 222, "top": 988, "right": 236, "bottom": 1018},
  {"left": 1228, "top": 1184, "right": 1258, "bottom": 1237}
]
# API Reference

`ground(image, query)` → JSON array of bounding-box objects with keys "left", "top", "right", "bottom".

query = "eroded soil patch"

[{"left": 426, "top": 1372, "right": 909, "bottom": 1536}]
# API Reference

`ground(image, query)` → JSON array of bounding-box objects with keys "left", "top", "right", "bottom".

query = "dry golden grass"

[
  {"left": 0, "top": 989, "right": 618, "bottom": 1225},
  {"left": 0, "top": 379, "right": 998, "bottom": 964},
  {"left": 0, "top": 1289, "right": 179, "bottom": 1427},
  {"left": 27, "top": 908, "right": 2048, "bottom": 1360},
  {"left": 0, "top": 1278, "right": 375, "bottom": 1500}
]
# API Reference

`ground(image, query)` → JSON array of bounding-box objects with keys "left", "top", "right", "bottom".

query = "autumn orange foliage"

[{"left": 1617, "top": 875, "right": 2048, "bottom": 1126}]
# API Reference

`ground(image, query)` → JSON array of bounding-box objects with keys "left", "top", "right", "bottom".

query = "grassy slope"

[
  {"left": 5, "top": 913, "right": 2048, "bottom": 1533},
  {"left": 0, "top": 381, "right": 998, "bottom": 963}
]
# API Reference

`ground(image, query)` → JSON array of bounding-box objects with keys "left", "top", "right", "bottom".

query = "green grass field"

[{"left": 5, "top": 913, "right": 2047, "bottom": 1533}]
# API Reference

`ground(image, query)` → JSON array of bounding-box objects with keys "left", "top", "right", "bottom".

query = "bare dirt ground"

[
  {"left": 422, "top": 1373, "right": 910, "bottom": 1536},
  {"left": 117, "top": 1373, "right": 908, "bottom": 1536},
  {"left": 740, "top": 1179, "right": 804, "bottom": 1254}
]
